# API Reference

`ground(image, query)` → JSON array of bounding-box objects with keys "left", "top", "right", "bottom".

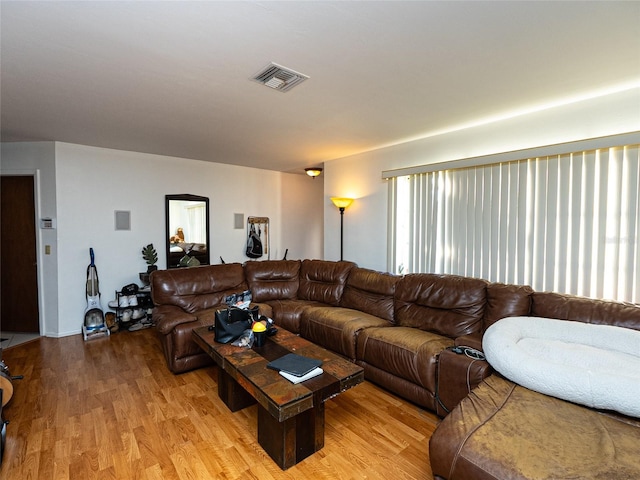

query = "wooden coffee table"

[{"left": 192, "top": 326, "right": 364, "bottom": 469}]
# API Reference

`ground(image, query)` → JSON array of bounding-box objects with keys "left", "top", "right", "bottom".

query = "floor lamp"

[{"left": 330, "top": 197, "right": 354, "bottom": 261}]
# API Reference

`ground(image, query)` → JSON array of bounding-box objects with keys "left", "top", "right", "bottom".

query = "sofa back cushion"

[
  {"left": 531, "top": 292, "right": 640, "bottom": 332},
  {"left": 244, "top": 260, "right": 301, "bottom": 302},
  {"left": 395, "top": 273, "right": 487, "bottom": 338},
  {"left": 151, "top": 263, "right": 247, "bottom": 314},
  {"left": 484, "top": 282, "right": 534, "bottom": 331},
  {"left": 340, "top": 267, "right": 400, "bottom": 322},
  {"left": 298, "top": 260, "right": 356, "bottom": 306}
]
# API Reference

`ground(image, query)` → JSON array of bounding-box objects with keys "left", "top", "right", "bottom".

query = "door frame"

[{"left": 1, "top": 170, "right": 44, "bottom": 335}]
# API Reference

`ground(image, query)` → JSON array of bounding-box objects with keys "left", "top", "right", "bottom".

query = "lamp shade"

[
  {"left": 330, "top": 197, "right": 354, "bottom": 209},
  {"left": 305, "top": 167, "right": 323, "bottom": 178}
]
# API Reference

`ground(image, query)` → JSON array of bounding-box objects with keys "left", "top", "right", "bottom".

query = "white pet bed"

[{"left": 483, "top": 316, "right": 640, "bottom": 418}]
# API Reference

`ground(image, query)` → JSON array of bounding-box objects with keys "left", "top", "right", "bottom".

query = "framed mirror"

[{"left": 165, "top": 194, "right": 210, "bottom": 268}]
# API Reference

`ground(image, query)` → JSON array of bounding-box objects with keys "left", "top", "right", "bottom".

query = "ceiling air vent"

[{"left": 252, "top": 63, "right": 309, "bottom": 92}]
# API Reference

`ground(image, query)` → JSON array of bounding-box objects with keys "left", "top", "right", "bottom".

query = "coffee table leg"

[
  {"left": 217, "top": 368, "right": 256, "bottom": 412},
  {"left": 257, "top": 398, "right": 325, "bottom": 469}
]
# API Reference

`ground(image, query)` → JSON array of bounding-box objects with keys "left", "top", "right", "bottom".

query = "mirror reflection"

[{"left": 165, "top": 194, "right": 210, "bottom": 268}]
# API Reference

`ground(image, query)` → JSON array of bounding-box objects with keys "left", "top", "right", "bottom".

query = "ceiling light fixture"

[{"left": 305, "top": 167, "right": 323, "bottom": 178}]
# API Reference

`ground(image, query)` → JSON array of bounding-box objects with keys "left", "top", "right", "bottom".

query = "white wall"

[
  {"left": 280, "top": 173, "right": 324, "bottom": 260},
  {"left": 323, "top": 87, "right": 640, "bottom": 272},
  {"left": 1, "top": 142, "right": 59, "bottom": 336},
  {"left": 2, "top": 142, "right": 323, "bottom": 337}
]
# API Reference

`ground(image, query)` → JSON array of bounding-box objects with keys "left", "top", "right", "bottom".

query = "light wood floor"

[{"left": 0, "top": 328, "right": 439, "bottom": 479}]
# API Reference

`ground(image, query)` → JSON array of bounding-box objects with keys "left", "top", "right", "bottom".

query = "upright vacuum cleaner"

[{"left": 83, "top": 248, "right": 110, "bottom": 341}]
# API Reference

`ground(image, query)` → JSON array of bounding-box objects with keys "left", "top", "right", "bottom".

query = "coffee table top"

[{"left": 192, "top": 326, "right": 364, "bottom": 422}]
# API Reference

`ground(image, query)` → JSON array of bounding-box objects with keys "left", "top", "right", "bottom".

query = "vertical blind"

[{"left": 389, "top": 144, "right": 640, "bottom": 303}]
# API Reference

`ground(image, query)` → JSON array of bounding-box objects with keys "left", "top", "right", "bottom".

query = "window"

[{"left": 388, "top": 143, "right": 640, "bottom": 303}]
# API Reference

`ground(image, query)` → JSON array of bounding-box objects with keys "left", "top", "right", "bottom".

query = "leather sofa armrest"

[
  {"left": 436, "top": 348, "right": 492, "bottom": 417},
  {"left": 455, "top": 333, "right": 483, "bottom": 351},
  {"left": 154, "top": 305, "right": 197, "bottom": 335}
]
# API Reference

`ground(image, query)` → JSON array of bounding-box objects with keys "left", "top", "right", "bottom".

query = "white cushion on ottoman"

[{"left": 483, "top": 316, "right": 640, "bottom": 418}]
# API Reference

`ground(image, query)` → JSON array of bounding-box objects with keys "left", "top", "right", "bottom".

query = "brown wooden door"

[{"left": 1, "top": 175, "right": 40, "bottom": 333}]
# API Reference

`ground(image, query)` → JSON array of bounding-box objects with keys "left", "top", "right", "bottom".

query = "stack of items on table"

[{"left": 266, "top": 353, "right": 323, "bottom": 383}]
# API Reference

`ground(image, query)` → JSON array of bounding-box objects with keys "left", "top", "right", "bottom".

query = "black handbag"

[
  {"left": 213, "top": 306, "right": 259, "bottom": 344},
  {"left": 246, "top": 224, "right": 263, "bottom": 258}
]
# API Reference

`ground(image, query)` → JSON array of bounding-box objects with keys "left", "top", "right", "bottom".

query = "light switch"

[{"left": 45, "top": 245, "right": 51, "bottom": 255}]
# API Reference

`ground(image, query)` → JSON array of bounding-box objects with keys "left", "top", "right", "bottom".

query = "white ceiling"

[{"left": 2, "top": 1, "right": 639, "bottom": 174}]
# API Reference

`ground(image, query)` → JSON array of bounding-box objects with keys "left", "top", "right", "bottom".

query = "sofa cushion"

[
  {"left": 300, "top": 306, "right": 392, "bottom": 360},
  {"left": 298, "top": 260, "right": 356, "bottom": 305},
  {"left": 429, "top": 375, "right": 640, "bottom": 480},
  {"left": 395, "top": 274, "right": 487, "bottom": 338},
  {"left": 154, "top": 304, "right": 197, "bottom": 335},
  {"left": 244, "top": 260, "right": 301, "bottom": 302},
  {"left": 356, "top": 362, "right": 436, "bottom": 409},
  {"left": 531, "top": 291, "right": 640, "bottom": 331},
  {"left": 340, "top": 267, "right": 399, "bottom": 322},
  {"left": 265, "top": 299, "right": 325, "bottom": 334},
  {"left": 151, "top": 263, "right": 247, "bottom": 314},
  {"left": 357, "top": 326, "right": 453, "bottom": 393},
  {"left": 484, "top": 282, "right": 533, "bottom": 331}
]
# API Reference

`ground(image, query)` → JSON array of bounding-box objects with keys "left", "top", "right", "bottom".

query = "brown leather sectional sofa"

[
  {"left": 151, "top": 259, "right": 640, "bottom": 479},
  {"left": 152, "top": 259, "right": 512, "bottom": 411}
]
